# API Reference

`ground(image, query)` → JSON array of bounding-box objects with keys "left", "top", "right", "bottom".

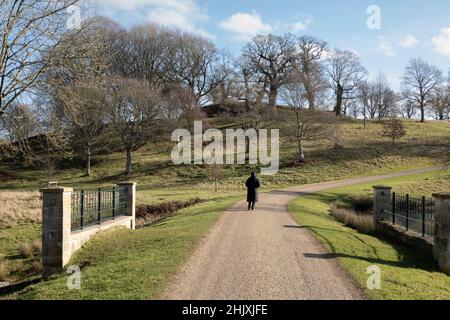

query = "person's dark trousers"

[{"left": 248, "top": 202, "right": 255, "bottom": 210}]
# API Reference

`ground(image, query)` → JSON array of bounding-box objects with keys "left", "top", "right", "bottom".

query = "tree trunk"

[
  {"left": 215, "top": 178, "right": 219, "bottom": 192},
  {"left": 125, "top": 147, "right": 132, "bottom": 176},
  {"left": 85, "top": 149, "right": 91, "bottom": 176},
  {"left": 420, "top": 100, "right": 425, "bottom": 122},
  {"left": 335, "top": 84, "right": 344, "bottom": 116},
  {"left": 304, "top": 80, "right": 315, "bottom": 110},
  {"left": 298, "top": 142, "right": 305, "bottom": 162},
  {"left": 268, "top": 86, "right": 278, "bottom": 111}
]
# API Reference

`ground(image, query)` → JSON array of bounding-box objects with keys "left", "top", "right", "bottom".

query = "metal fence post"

[
  {"left": 422, "top": 196, "right": 426, "bottom": 237},
  {"left": 80, "top": 190, "right": 85, "bottom": 230},
  {"left": 392, "top": 192, "right": 396, "bottom": 225},
  {"left": 97, "top": 188, "right": 102, "bottom": 224},
  {"left": 117, "top": 182, "right": 136, "bottom": 230},
  {"left": 406, "top": 194, "right": 410, "bottom": 231},
  {"left": 112, "top": 187, "right": 116, "bottom": 219}
]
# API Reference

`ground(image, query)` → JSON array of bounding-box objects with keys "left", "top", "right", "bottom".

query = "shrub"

[
  {"left": 19, "top": 242, "right": 33, "bottom": 258},
  {"left": 330, "top": 202, "right": 374, "bottom": 234},
  {"left": 135, "top": 198, "right": 204, "bottom": 228},
  {"left": 31, "top": 260, "right": 42, "bottom": 274},
  {"left": 8, "top": 260, "right": 23, "bottom": 273},
  {"left": 0, "top": 260, "right": 7, "bottom": 281},
  {"left": 32, "top": 239, "right": 42, "bottom": 256},
  {"left": 352, "top": 195, "right": 374, "bottom": 213}
]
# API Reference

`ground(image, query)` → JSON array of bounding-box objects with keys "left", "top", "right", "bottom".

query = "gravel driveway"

[{"left": 163, "top": 167, "right": 438, "bottom": 300}]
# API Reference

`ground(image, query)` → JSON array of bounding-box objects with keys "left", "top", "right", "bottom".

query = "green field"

[{"left": 288, "top": 170, "right": 450, "bottom": 300}]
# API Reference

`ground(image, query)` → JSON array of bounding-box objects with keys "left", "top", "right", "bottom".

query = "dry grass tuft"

[
  {"left": 32, "top": 239, "right": 42, "bottom": 256},
  {"left": 0, "top": 259, "right": 7, "bottom": 281},
  {"left": 19, "top": 242, "right": 33, "bottom": 259},
  {"left": 136, "top": 198, "right": 204, "bottom": 228},
  {"left": 330, "top": 202, "right": 374, "bottom": 233},
  {"left": 31, "top": 260, "right": 42, "bottom": 274},
  {"left": 0, "top": 191, "right": 41, "bottom": 227}
]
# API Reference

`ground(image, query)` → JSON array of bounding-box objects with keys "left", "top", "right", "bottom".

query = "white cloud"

[
  {"left": 400, "top": 35, "right": 419, "bottom": 48},
  {"left": 378, "top": 36, "right": 395, "bottom": 57},
  {"left": 351, "top": 50, "right": 361, "bottom": 58},
  {"left": 290, "top": 17, "right": 314, "bottom": 32},
  {"left": 96, "top": 0, "right": 211, "bottom": 37},
  {"left": 219, "top": 12, "right": 272, "bottom": 41},
  {"left": 432, "top": 28, "right": 450, "bottom": 58}
]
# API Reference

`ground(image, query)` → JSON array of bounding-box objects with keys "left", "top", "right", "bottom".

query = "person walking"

[{"left": 245, "top": 172, "right": 260, "bottom": 211}]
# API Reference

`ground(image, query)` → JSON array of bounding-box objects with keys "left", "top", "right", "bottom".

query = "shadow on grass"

[{"left": 286, "top": 223, "right": 439, "bottom": 273}]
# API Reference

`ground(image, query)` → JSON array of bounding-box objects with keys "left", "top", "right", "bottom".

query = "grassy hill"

[
  {"left": 1, "top": 118, "right": 449, "bottom": 200},
  {"left": 1, "top": 117, "right": 449, "bottom": 298}
]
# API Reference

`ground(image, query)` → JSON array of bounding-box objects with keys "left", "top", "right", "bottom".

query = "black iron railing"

[
  {"left": 380, "top": 192, "right": 434, "bottom": 237},
  {"left": 71, "top": 187, "right": 127, "bottom": 231}
]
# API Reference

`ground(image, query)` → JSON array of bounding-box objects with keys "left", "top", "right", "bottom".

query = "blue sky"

[{"left": 95, "top": 0, "right": 450, "bottom": 90}]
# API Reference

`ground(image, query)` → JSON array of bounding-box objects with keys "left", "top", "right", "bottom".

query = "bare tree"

[
  {"left": 295, "top": 36, "right": 328, "bottom": 110},
  {"left": 381, "top": 88, "right": 400, "bottom": 119},
  {"left": 430, "top": 84, "right": 450, "bottom": 120},
  {"left": 235, "top": 55, "right": 266, "bottom": 111},
  {"left": 243, "top": 34, "right": 297, "bottom": 110},
  {"left": 109, "top": 23, "right": 172, "bottom": 85},
  {"left": 0, "top": 0, "right": 83, "bottom": 116},
  {"left": 58, "top": 80, "right": 109, "bottom": 176},
  {"left": 165, "top": 32, "right": 218, "bottom": 107},
  {"left": 108, "top": 78, "right": 163, "bottom": 176},
  {"left": 347, "top": 100, "right": 360, "bottom": 119},
  {"left": 161, "top": 82, "right": 207, "bottom": 132},
  {"left": 381, "top": 118, "right": 406, "bottom": 147},
  {"left": 400, "top": 98, "right": 417, "bottom": 119},
  {"left": 39, "top": 17, "right": 111, "bottom": 176},
  {"left": 207, "top": 164, "right": 224, "bottom": 192},
  {"left": 2, "top": 103, "right": 68, "bottom": 181},
  {"left": 326, "top": 49, "right": 367, "bottom": 116},
  {"left": 280, "top": 81, "right": 337, "bottom": 161},
  {"left": 357, "top": 80, "right": 372, "bottom": 128},
  {"left": 372, "top": 73, "right": 389, "bottom": 120},
  {"left": 209, "top": 51, "right": 239, "bottom": 105},
  {"left": 402, "top": 58, "right": 442, "bottom": 122}
]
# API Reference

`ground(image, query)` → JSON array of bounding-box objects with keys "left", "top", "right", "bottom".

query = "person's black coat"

[{"left": 246, "top": 176, "right": 260, "bottom": 203}]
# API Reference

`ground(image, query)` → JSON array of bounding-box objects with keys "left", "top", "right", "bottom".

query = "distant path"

[{"left": 163, "top": 167, "right": 439, "bottom": 300}]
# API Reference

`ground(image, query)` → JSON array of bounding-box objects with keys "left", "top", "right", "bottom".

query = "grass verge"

[
  {"left": 6, "top": 196, "right": 238, "bottom": 300},
  {"left": 0, "top": 224, "right": 42, "bottom": 283},
  {"left": 288, "top": 170, "right": 450, "bottom": 300}
]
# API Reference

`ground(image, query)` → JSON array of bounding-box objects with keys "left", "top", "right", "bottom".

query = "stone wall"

[
  {"left": 377, "top": 221, "right": 433, "bottom": 254},
  {"left": 373, "top": 186, "right": 450, "bottom": 276},
  {"left": 41, "top": 182, "right": 136, "bottom": 277}
]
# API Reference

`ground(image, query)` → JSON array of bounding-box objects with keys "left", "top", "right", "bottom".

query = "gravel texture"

[{"left": 163, "top": 167, "right": 438, "bottom": 300}]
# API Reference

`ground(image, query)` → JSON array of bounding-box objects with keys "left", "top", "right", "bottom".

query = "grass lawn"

[
  {"left": 6, "top": 196, "right": 238, "bottom": 300},
  {"left": 288, "top": 170, "right": 450, "bottom": 300},
  {"left": 0, "top": 224, "right": 42, "bottom": 283}
]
